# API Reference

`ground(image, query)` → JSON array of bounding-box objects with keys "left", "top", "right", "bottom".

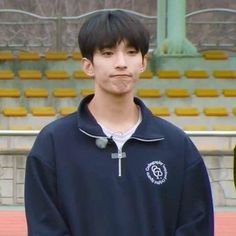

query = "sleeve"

[
  {"left": 175, "top": 139, "right": 214, "bottom": 236},
  {"left": 24, "top": 133, "right": 71, "bottom": 235}
]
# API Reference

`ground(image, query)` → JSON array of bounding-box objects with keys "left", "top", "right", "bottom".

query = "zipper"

[
  {"left": 80, "top": 128, "right": 126, "bottom": 177},
  {"left": 111, "top": 149, "right": 126, "bottom": 177},
  {"left": 80, "top": 128, "right": 165, "bottom": 178}
]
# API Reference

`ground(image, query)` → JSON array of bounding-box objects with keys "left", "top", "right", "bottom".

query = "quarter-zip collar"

[{"left": 77, "top": 94, "right": 165, "bottom": 141}]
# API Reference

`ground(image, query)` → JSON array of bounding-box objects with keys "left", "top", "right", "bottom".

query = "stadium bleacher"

[
  {"left": 0, "top": 50, "right": 236, "bottom": 131},
  {"left": 0, "top": 9, "right": 235, "bottom": 229}
]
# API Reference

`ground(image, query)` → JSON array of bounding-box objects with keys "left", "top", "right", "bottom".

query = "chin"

[{"left": 111, "top": 90, "right": 133, "bottom": 97}]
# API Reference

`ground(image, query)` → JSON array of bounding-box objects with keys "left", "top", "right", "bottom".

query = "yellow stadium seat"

[
  {"left": 17, "top": 51, "right": 40, "bottom": 60},
  {"left": 212, "top": 125, "right": 236, "bottom": 131},
  {"left": 165, "top": 88, "right": 189, "bottom": 98},
  {"left": 184, "top": 70, "right": 209, "bottom": 79},
  {"left": 139, "top": 70, "right": 153, "bottom": 79},
  {"left": 0, "top": 70, "right": 14, "bottom": 80},
  {"left": 80, "top": 89, "right": 94, "bottom": 97},
  {"left": 9, "top": 124, "right": 33, "bottom": 130},
  {"left": 157, "top": 70, "right": 181, "bottom": 79},
  {"left": 0, "top": 51, "right": 14, "bottom": 60},
  {"left": 194, "top": 89, "right": 219, "bottom": 97},
  {"left": 233, "top": 108, "right": 236, "bottom": 116},
  {"left": 222, "top": 89, "right": 236, "bottom": 97},
  {"left": 59, "top": 107, "right": 77, "bottom": 116},
  {"left": 174, "top": 107, "right": 199, "bottom": 116},
  {"left": 2, "top": 107, "right": 27, "bottom": 116},
  {"left": 149, "top": 107, "right": 170, "bottom": 116},
  {"left": 45, "top": 70, "right": 69, "bottom": 80},
  {"left": 202, "top": 50, "right": 228, "bottom": 60},
  {"left": 72, "top": 52, "right": 82, "bottom": 60},
  {"left": 137, "top": 89, "right": 161, "bottom": 98},
  {"left": 24, "top": 88, "right": 48, "bottom": 98},
  {"left": 0, "top": 88, "right": 20, "bottom": 97},
  {"left": 183, "top": 125, "right": 208, "bottom": 131},
  {"left": 53, "top": 88, "right": 77, "bottom": 97},
  {"left": 45, "top": 51, "right": 68, "bottom": 60},
  {"left": 73, "top": 70, "right": 91, "bottom": 79},
  {"left": 18, "top": 70, "right": 42, "bottom": 80},
  {"left": 203, "top": 107, "right": 228, "bottom": 116},
  {"left": 213, "top": 70, "right": 236, "bottom": 79},
  {"left": 31, "top": 107, "right": 56, "bottom": 116}
]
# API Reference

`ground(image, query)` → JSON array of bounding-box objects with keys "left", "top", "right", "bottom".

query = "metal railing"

[
  {"left": 0, "top": 130, "right": 235, "bottom": 156},
  {"left": 1, "top": 130, "right": 236, "bottom": 137},
  {"left": 0, "top": 8, "right": 236, "bottom": 52}
]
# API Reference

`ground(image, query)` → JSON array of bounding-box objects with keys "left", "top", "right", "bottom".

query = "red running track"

[{"left": 0, "top": 211, "right": 235, "bottom": 236}]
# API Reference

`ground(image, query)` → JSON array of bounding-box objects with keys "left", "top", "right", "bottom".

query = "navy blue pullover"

[{"left": 25, "top": 95, "right": 214, "bottom": 236}]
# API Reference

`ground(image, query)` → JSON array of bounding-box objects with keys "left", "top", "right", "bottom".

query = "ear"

[
  {"left": 140, "top": 55, "right": 148, "bottom": 73},
  {"left": 81, "top": 58, "right": 95, "bottom": 77}
]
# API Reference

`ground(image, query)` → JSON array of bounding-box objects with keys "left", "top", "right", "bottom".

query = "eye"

[
  {"left": 101, "top": 50, "right": 113, "bottom": 57},
  {"left": 127, "top": 49, "right": 138, "bottom": 55}
]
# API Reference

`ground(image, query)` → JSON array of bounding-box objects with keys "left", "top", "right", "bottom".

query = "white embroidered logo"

[{"left": 146, "top": 161, "right": 167, "bottom": 185}]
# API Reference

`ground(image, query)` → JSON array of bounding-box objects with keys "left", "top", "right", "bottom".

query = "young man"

[{"left": 25, "top": 10, "right": 214, "bottom": 235}]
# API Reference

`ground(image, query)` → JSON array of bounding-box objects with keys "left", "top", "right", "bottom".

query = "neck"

[{"left": 88, "top": 93, "right": 139, "bottom": 133}]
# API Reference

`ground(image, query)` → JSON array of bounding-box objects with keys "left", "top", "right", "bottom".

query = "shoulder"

[
  {"left": 41, "top": 112, "right": 77, "bottom": 135},
  {"left": 152, "top": 116, "right": 203, "bottom": 166},
  {"left": 28, "top": 112, "right": 77, "bottom": 162}
]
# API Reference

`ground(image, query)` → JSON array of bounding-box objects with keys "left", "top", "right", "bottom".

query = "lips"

[{"left": 110, "top": 74, "right": 131, "bottom": 78}]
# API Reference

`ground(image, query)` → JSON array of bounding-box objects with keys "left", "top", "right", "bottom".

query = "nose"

[{"left": 115, "top": 52, "right": 127, "bottom": 69}]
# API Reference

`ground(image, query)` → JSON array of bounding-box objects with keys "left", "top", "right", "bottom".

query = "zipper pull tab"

[{"left": 111, "top": 151, "right": 126, "bottom": 177}]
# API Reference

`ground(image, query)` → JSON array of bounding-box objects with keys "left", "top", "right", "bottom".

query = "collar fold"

[{"left": 77, "top": 95, "right": 165, "bottom": 141}]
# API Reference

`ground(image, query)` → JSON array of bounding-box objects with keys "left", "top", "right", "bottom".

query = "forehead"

[{"left": 97, "top": 40, "right": 136, "bottom": 51}]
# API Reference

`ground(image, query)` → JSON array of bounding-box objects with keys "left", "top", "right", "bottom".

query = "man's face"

[{"left": 81, "top": 41, "right": 147, "bottom": 97}]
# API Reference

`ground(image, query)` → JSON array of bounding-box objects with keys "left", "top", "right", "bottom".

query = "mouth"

[{"left": 110, "top": 74, "right": 131, "bottom": 78}]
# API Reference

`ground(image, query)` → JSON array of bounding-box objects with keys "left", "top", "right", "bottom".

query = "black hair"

[{"left": 78, "top": 10, "right": 150, "bottom": 61}]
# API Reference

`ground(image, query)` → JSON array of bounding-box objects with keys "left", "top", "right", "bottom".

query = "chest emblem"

[{"left": 145, "top": 161, "right": 168, "bottom": 185}]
